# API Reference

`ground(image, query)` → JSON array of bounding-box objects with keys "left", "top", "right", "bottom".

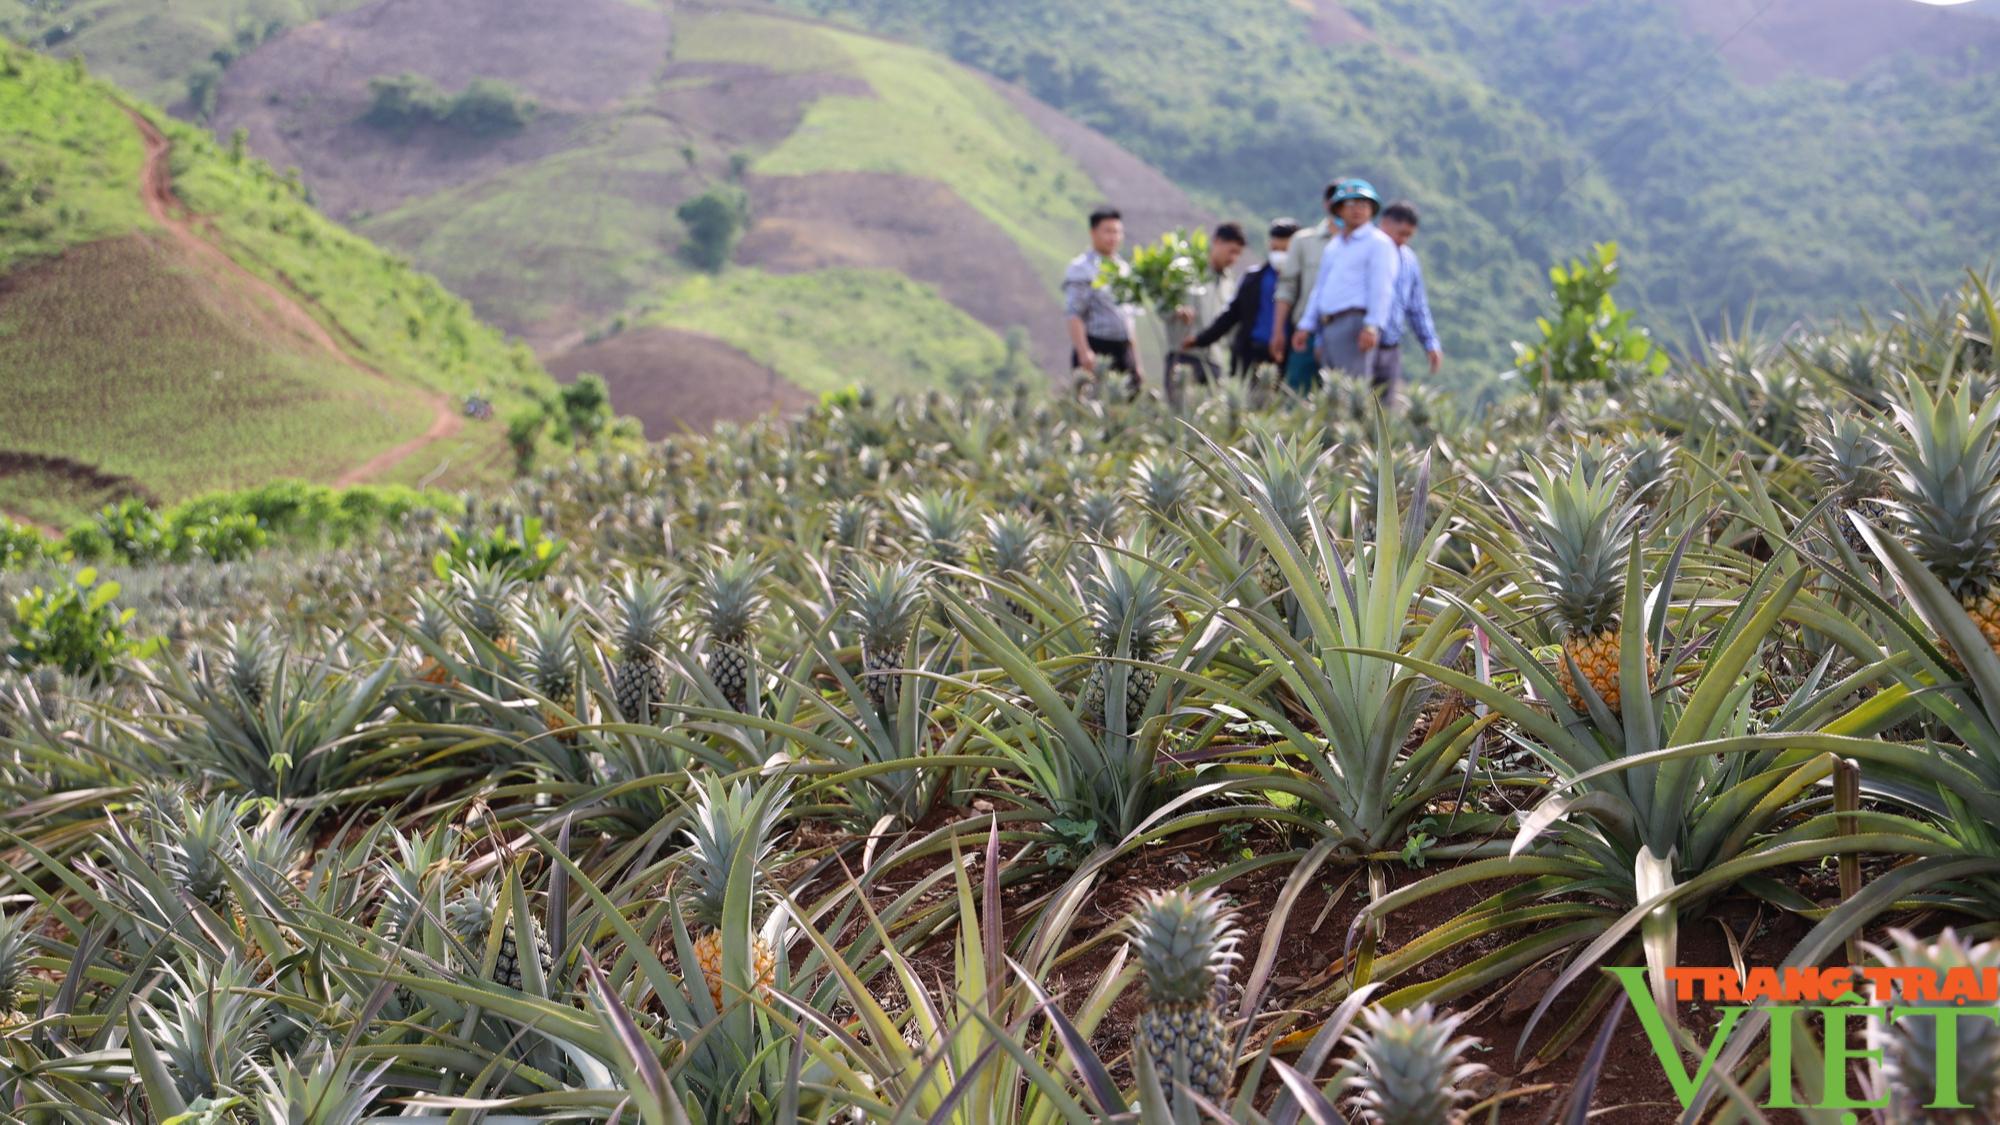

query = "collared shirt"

[
  {"left": 1382, "top": 244, "right": 1440, "bottom": 353},
  {"left": 1063, "top": 249, "right": 1131, "bottom": 341},
  {"left": 1273, "top": 218, "right": 1334, "bottom": 320},
  {"left": 1294, "top": 221, "right": 1398, "bottom": 332},
  {"left": 1190, "top": 261, "right": 1237, "bottom": 369}
]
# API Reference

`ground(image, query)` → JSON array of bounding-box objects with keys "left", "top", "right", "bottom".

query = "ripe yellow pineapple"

[
  {"left": 1522, "top": 450, "right": 1653, "bottom": 714},
  {"left": 681, "top": 778, "right": 789, "bottom": 1011}
]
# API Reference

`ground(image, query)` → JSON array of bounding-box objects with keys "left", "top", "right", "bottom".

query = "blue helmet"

[{"left": 1330, "top": 178, "right": 1381, "bottom": 213}]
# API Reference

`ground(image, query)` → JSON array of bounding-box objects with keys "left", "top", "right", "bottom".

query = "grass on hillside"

[
  {"left": 639, "top": 266, "right": 1011, "bottom": 396},
  {"left": 0, "top": 237, "right": 433, "bottom": 525},
  {"left": 680, "top": 11, "right": 1098, "bottom": 286},
  {"left": 0, "top": 43, "right": 149, "bottom": 268}
]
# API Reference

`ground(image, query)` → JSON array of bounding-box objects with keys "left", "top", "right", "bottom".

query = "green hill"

[
  {"left": 0, "top": 40, "right": 555, "bottom": 526},
  {"left": 773, "top": 0, "right": 2000, "bottom": 372}
]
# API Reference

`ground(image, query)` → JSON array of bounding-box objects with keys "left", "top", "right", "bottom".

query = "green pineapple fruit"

[
  {"left": 844, "top": 560, "right": 927, "bottom": 718},
  {"left": 1866, "top": 928, "right": 2000, "bottom": 1124},
  {"left": 1522, "top": 448, "right": 1652, "bottom": 714},
  {"left": 1875, "top": 378, "right": 2000, "bottom": 664},
  {"left": 453, "top": 563, "right": 525, "bottom": 654},
  {"left": 608, "top": 573, "right": 675, "bottom": 724},
  {"left": 695, "top": 557, "right": 768, "bottom": 714},
  {"left": 444, "top": 879, "right": 550, "bottom": 992},
  {"left": 683, "top": 779, "right": 789, "bottom": 1009},
  {"left": 1341, "top": 1002, "right": 1488, "bottom": 1125},
  {"left": 1129, "top": 888, "right": 1241, "bottom": 1108},
  {"left": 1078, "top": 540, "right": 1171, "bottom": 731},
  {"left": 408, "top": 591, "right": 459, "bottom": 685}
]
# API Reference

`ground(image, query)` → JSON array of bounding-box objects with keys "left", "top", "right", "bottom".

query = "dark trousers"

[{"left": 1072, "top": 335, "right": 1134, "bottom": 373}]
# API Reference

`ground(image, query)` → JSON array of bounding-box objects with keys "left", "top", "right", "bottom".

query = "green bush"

[
  {"left": 446, "top": 78, "right": 537, "bottom": 135},
  {"left": 364, "top": 73, "right": 449, "bottom": 130},
  {"left": 1511, "top": 242, "right": 1668, "bottom": 391},
  {"left": 364, "top": 74, "right": 535, "bottom": 136},
  {"left": 432, "top": 517, "right": 564, "bottom": 582},
  {"left": 558, "top": 374, "right": 611, "bottom": 446},
  {"left": 0, "top": 521, "right": 47, "bottom": 570},
  {"left": 676, "top": 186, "right": 749, "bottom": 273},
  {"left": 5, "top": 567, "right": 157, "bottom": 680}
]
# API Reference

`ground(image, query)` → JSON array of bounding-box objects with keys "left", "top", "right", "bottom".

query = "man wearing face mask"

[{"left": 1183, "top": 218, "right": 1300, "bottom": 379}]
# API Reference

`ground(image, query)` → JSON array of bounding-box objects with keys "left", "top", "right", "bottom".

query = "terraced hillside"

[
  {"left": 0, "top": 41, "right": 553, "bottom": 526},
  {"left": 173, "top": 0, "right": 1202, "bottom": 434}
]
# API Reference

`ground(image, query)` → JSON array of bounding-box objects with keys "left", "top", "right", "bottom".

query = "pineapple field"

[{"left": 4, "top": 275, "right": 2000, "bottom": 1123}]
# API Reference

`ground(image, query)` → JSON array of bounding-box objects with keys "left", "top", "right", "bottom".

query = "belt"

[
  {"left": 1378, "top": 341, "right": 1400, "bottom": 350},
  {"left": 1318, "top": 307, "right": 1365, "bottom": 325}
]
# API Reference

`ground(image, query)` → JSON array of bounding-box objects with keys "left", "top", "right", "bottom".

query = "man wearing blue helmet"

[{"left": 1290, "top": 179, "right": 1401, "bottom": 402}]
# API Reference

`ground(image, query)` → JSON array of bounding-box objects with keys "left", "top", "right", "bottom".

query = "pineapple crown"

[
  {"left": 409, "top": 591, "right": 459, "bottom": 647},
  {"left": 680, "top": 778, "right": 791, "bottom": 929},
  {"left": 843, "top": 560, "right": 928, "bottom": 651},
  {"left": 518, "top": 605, "right": 581, "bottom": 693},
  {"left": 1127, "top": 888, "right": 1243, "bottom": 1006},
  {"left": 897, "top": 488, "right": 979, "bottom": 565},
  {"left": 826, "top": 498, "right": 877, "bottom": 550},
  {"left": 609, "top": 572, "right": 676, "bottom": 657},
  {"left": 695, "top": 556, "right": 769, "bottom": 642},
  {"left": 1860, "top": 927, "right": 2000, "bottom": 1116},
  {"left": 1341, "top": 1002, "right": 1488, "bottom": 1125},
  {"left": 1805, "top": 415, "right": 1888, "bottom": 501},
  {"left": 1877, "top": 377, "right": 2000, "bottom": 598},
  {"left": 1129, "top": 454, "right": 1201, "bottom": 522},
  {"left": 141, "top": 957, "right": 270, "bottom": 1106},
  {"left": 151, "top": 789, "right": 240, "bottom": 909},
  {"left": 1520, "top": 448, "right": 1641, "bottom": 636},
  {"left": 1075, "top": 487, "right": 1125, "bottom": 540},
  {"left": 983, "top": 510, "right": 1044, "bottom": 576},
  {"left": 1621, "top": 432, "right": 1678, "bottom": 502},
  {"left": 451, "top": 562, "right": 525, "bottom": 640},
  {"left": 1083, "top": 539, "right": 1173, "bottom": 658},
  {"left": 1242, "top": 431, "right": 1325, "bottom": 539},
  {"left": 443, "top": 878, "right": 503, "bottom": 948},
  {"left": 0, "top": 908, "right": 30, "bottom": 1013},
  {"left": 214, "top": 621, "right": 281, "bottom": 702}
]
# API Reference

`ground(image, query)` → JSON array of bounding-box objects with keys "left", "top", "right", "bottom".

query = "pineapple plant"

[
  {"left": 408, "top": 591, "right": 457, "bottom": 685},
  {"left": 825, "top": 498, "right": 877, "bottom": 553},
  {"left": 213, "top": 621, "right": 280, "bottom": 713},
  {"left": 897, "top": 488, "right": 979, "bottom": 575},
  {"left": 519, "top": 605, "right": 581, "bottom": 739},
  {"left": 1128, "top": 888, "right": 1241, "bottom": 1107},
  {"left": 1243, "top": 433, "right": 1320, "bottom": 600},
  {"left": 608, "top": 572, "right": 675, "bottom": 724},
  {"left": 1875, "top": 378, "right": 2000, "bottom": 665},
  {"left": 1077, "top": 541, "right": 1172, "bottom": 731},
  {"left": 682, "top": 779, "right": 789, "bottom": 1011},
  {"left": 1866, "top": 928, "right": 2000, "bottom": 1124},
  {"left": 1806, "top": 415, "right": 1893, "bottom": 555},
  {"left": 0, "top": 909, "right": 30, "bottom": 1026},
  {"left": 1521, "top": 450, "right": 1653, "bottom": 714},
  {"left": 452, "top": 563, "right": 525, "bottom": 656},
  {"left": 844, "top": 560, "right": 927, "bottom": 718},
  {"left": 1341, "top": 1002, "right": 1488, "bottom": 1125},
  {"left": 983, "top": 510, "right": 1044, "bottom": 624},
  {"left": 694, "top": 557, "right": 768, "bottom": 714},
  {"left": 1076, "top": 486, "right": 1125, "bottom": 541},
  {"left": 444, "top": 879, "right": 551, "bottom": 992}
]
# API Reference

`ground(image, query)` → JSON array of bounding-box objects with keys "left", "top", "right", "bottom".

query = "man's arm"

[
  {"left": 1356, "top": 236, "right": 1397, "bottom": 351},
  {"left": 1291, "top": 250, "right": 1337, "bottom": 350},
  {"left": 1062, "top": 270, "right": 1096, "bottom": 368},
  {"left": 1188, "top": 273, "right": 1256, "bottom": 348},
  {"left": 1405, "top": 258, "right": 1442, "bottom": 371},
  {"left": 1067, "top": 315, "right": 1095, "bottom": 368}
]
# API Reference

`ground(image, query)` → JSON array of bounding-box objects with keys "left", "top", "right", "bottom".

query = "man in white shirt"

[{"left": 1289, "top": 179, "right": 1400, "bottom": 401}]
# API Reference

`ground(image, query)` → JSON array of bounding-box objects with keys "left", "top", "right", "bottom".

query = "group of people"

[{"left": 1061, "top": 178, "right": 1440, "bottom": 403}]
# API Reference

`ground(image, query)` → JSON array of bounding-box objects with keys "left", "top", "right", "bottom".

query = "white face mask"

[{"left": 1267, "top": 250, "right": 1289, "bottom": 269}]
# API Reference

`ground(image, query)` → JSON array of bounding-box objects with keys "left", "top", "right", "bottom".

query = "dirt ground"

[{"left": 546, "top": 326, "right": 812, "bottom": 437}]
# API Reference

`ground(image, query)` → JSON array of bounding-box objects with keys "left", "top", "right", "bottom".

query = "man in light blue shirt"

[
  {"left": 1289, "top": 179, "right": 1400, "bottom": 400},
  {"left": 1375, "top": 199, "right": 1441, "bottom": 396}
]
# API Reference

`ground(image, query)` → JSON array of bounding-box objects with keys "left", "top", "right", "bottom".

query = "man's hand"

[
  {"left": 1290, "top": 329, "right": 1310, "bottom": 354},
  {"left": 1077, "top": 347, "right": 1097, "bottom": 372},
  {"left": 1180, "top": 333, "right": 1199, "bottom": 349},
  {"left": 1357, "top": 326, "right": 1380, "bottom": 352},
  {"left": 1269, "top": 337, "right": 1286, "bottom": 363},
  {"left": 1427, "top": 349, "right": 1443, "bottom": 375},
  {"left": 1174, "top": 306, "right": 1195, "bottom": 324}
]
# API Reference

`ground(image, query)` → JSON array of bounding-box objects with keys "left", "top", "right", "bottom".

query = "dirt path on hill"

[{"left": 120, "top": 107, "right": 462, "bottom": 487}]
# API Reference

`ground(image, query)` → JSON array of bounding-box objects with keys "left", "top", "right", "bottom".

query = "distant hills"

[{"left": 0, "top": 40, "right": 552, "bottom": 526}]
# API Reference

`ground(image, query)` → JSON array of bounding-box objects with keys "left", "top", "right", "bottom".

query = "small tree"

[
  {"left": 506, "top": 405, "right": 548, "bottom": 475},
  {"left": 1511, "top": 242, "right": 1667, "bottom": 392},
  {"left": 446, "top": 78, "right": 536, "bottom": 135},
  {"left": 676, "top": 186, "right": 749, "bottom": 273},
  {"left": 559, "top": 374, "right": 611, "bottom": 447},
  {"left": 1099, "top": 227, "right": 1210, "bottom": 402}
]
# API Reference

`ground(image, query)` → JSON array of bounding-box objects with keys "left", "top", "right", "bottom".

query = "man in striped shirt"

[
  {"left": 1063, "top": 206, "right": 1142, "bottom": 389},
  {"left": 1375, "top": 200, "right": 1441, "bottom": 396}
]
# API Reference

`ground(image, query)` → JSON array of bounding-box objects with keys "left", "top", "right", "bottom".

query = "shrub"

[
  {"left": 364, "top": 73, "right": 448, "bottom": 131},
  {"left": 5, "top": 567, "right": 156, "bottom": 680},
  {"left": 676, "top": 186, "right": 749, "bottom": 273},
  {"left": 1511, "top": 242, "right": 1668, "bottom": 391},
  {"left": 446, "top": 78, "right": 536, "bottom": 135},
  {"left": 0, "top": 521, "right": 47, "bottom": 570},
  {"left": 559, "top": 374, "right": 611, "bottom": 447}
]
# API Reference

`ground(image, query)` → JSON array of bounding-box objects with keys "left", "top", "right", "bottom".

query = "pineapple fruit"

[
  {"left": 695, "top": 557, "right": 767, "bottom": 714},
  {"left": 1341, "top": 1002, "right": 1488, "bottom": 1125},
  {"left": 519, "top": 606, "right": 581, "bottom": 740},
  {"left": 844, "top": 560, "right": 927, "bottom": 718},
  {"left": 444, "top": 879, "right": 551, "bottom": 992},
  {"left": 682, "top": 779, "right": 788, "bottom": 1010},
  {"left": 1078, "top": 541, "right": 1171, "bottom": 731},
  {"left": 608, "top": 573, "right": 675, "bottom": 724},
  {"left": 1522, "top": 451, "right": 1653, "bottom": 714},
  {"left": 1128, "top": 888, "right": 1242, "bottom": 1107},
  {"left": 408, "top": 592, "right": 458, "bottom": 686},
  {"left": 1865, "top": 928, "right": 2000, "bottom": 1124},
  {"left": 453, "top": 563, "right": 524, "bottom": 656},
  {"left": 1876, "top": 378, "right": 2000, "bottom": 665}
]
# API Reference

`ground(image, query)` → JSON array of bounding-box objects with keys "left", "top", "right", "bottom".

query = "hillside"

[
  {"left": 775, "top": 0, "right": 2000, "bottom": 370},
  {"left": 0, "top": 40, "right": 552, "bottom": 526},
  {"left": 160, "top": 0, "right": 1204, "bottom": 434}
]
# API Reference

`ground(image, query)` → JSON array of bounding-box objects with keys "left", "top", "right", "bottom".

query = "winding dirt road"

[{"left": 121, "top": 107, "right": 462, "bottom": 487}]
